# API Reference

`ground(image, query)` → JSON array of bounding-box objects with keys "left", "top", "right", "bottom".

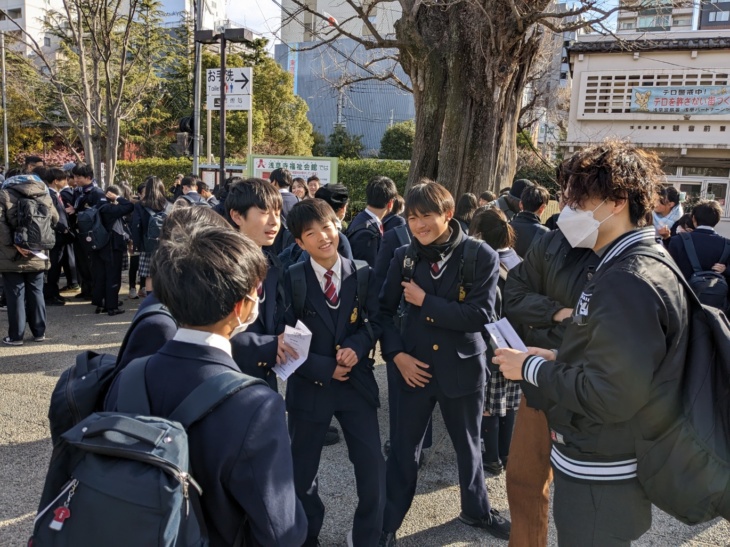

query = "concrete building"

[
  {"left": 564, "top": 29, "right": 730, "bottom": 234},
  {"left": 275, "top": 38, "right": 414, "bottom": 154},
  {"left": 0, "top": 0, "right": 64, "bottom": 55},
  {"left": 159, "top": 0, "right": 225, "bottom": 30}
]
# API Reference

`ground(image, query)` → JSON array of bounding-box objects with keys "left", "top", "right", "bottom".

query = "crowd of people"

[{"left": 2, "top": 141, "right": 730, "bottom": 546}]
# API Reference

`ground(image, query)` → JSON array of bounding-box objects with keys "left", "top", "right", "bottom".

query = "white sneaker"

[
  {"left": 2, "top": 336, "right": 22, "bottom": 346},
  {"left": 128, "top": 287, "right": 139, "bottom": 299}
]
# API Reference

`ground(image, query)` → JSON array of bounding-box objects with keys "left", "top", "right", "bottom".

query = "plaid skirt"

[
  {"left": 138, "top": 252, "right": 153, "bottom": 278},
  {"left": 485, "top": 369, "right": 522, "bottom": 416},
  {"left": 121, "top": 250, "right": 129, "bottom": 272}
]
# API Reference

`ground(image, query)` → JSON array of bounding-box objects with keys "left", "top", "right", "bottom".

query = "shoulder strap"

[
  {"left": 680, "top": 232, "right": 703, "bottom": 274},
  {"left": 393, "top": 224, "right": 410, "bottom": 247},
  {"left": 460, "top": 237, "right": 480, "bottom": 292},
  {"left": 719, "top": 239, "right": 730, "bottom": 265},
  {"left": 115, "top": 303, "right": 175, "bottom": 367},
  {"left": 268, "top": 252, "right": 288, "bottom": 320},
  {"left": 116, "top": 356, "right": 154, "bottom": 415},
  {"left": 143, "top": 206, "right": 158, "bottom": 217},
  {"left": 169, "top": 371, "right": 267, "bottom": 429},
  {"left": 401, "top": 243, "right": 419, "bottom": 281},
  {"left": 289, "top": 261, "right": 307, "bottom": 319},
  {"left": 353, "top": 260, "right": 375, "bottom": 344},
  {"left": 618, "top": 245, "right": 702, "bottom": 309}
]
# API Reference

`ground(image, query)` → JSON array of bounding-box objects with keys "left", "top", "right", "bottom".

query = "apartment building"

[{"left": 565, "top": 29, "right": 730, "bottom": 234}]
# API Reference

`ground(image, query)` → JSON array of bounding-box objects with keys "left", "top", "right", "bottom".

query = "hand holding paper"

[{"left": 273, "top": 321, "right": 312, "bottom": 381}]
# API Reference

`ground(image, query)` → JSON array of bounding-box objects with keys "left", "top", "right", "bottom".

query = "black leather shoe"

[
  {"left": 108, "top": 309, "right": 126, "bottom": 316},
  {"left": 74, "top": 292, "right": 91, "bottom": 300},
  {"left": 459, "top": 509, "right": 511, "bottom": 540},
  {"left": 95, "top": 307, "right": 104, "bottom": 314},
  {"left": 45, "top": 298, "right": 66, "bottom": 306},
  {"left": 482, "top": 460, "right": 503, "bottom": 476},
  {"left": 323, "top": 425, "right": 340, "bottom": 446},
  {"left": 378, "top": 531, "right": 396, "bottom": 547}
]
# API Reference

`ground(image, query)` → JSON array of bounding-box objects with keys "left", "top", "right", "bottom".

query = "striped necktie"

[{"left": 323, "top": 270, "right": 339, "bottom": 306}]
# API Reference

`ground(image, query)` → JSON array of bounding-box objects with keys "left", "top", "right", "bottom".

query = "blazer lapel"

[
  {"left": 263, "top": 262, "right": 279, "bottom": 333},
  {"left": 436, "top": 251, "right": 461, "bottom": 298},
  {"left": 304, "top": 262, "right": 337, "bottom": 334},
  {"left": 335, "top": 259, "right": 357, "bottom": 342}
]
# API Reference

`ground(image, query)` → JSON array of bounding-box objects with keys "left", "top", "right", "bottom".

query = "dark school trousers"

[
  {"left": 288, "top": 382, "right": 385, "bottom": 547},
  {"left": 91, "top": 247, "right": 123, "bottom": 310},
  {"left": 2, "top": 271, "right": 46, "bottom": 341},
  {"left": 383, "top": 376, "right": 490, "bottom": 533},
  {"left": 553, "top": 473, "right": 651, "bottom": 546},
  {"left": 386, "top": 360, "right": 432, "bottom": 449},
  {"left": 73, "top": 239, "right": 93, "bottom": 295},
  {"left": 61, "top": 243, "right": 77, "bottom": 286},
  {"left": 505, "top": 398, "right": 552, "bottom": 547},
  {"left": 45, "top": 241, "right": 65, "bottom": 299}
]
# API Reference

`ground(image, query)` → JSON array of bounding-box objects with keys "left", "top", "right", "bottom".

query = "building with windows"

[
  {"left": 159, "top": 0, "right": 225, "bottom": 30},
  {"left": 564, "top": 29, "right": 730, "bottom": 234},
  {"left": 0, "top": 0, "right": 65, "bottom": 55},
  {"left": 617, "top": 0, "right": 730, "bottom": 33}
]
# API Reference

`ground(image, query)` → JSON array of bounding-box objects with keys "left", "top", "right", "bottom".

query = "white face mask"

[
  {"left": 230, "top": 295, "right": 259, "bottom": 338},
  {"left": 557, "top": 200, "right": 613, "bottom": 249}
]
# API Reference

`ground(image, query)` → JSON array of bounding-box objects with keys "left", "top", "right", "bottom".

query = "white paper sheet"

[
  {"left": 30, "top": 250, "right": 49, "bottom": 260},
  {"left": 486, "top": 317, "right": 528, "bottom": 352},
  {"left": 273, "top": 320, "right": 313, "bottom": 381}
]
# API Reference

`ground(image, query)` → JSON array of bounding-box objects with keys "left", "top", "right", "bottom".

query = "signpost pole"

[
  {"left": 248, "top": 69, "right": 253, "bottom": 159},
  {"left": 219, "top": 33, "right": 227, "bottom": 186},
  {"left": 207, "top": 108, "right": 212, "bottom": 162}
]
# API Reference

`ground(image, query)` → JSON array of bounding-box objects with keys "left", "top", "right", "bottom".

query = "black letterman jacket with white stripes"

[{"left": 519, "top": 227, "right": 690, "bottom": 483}]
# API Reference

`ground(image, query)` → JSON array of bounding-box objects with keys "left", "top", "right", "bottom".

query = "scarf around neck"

[{"left": 412, "top": 218, "right": 464, "bottom": 264}]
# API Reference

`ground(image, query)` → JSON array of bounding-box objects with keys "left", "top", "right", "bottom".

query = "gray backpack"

[
  {"left": 9, "top": 188, "right": 55, "bottom": 250},
  {"left": 31, "top": 357, "right": 265, "bottom": 547}
]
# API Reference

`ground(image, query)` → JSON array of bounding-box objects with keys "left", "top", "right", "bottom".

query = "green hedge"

[
  {"left": 115, "top": 158, "right": 194, "bottom": 187},
  {"left": 338, "top": 159, "right": 410, "bottom": 215}
]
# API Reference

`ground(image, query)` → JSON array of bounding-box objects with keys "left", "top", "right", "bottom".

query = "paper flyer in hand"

[
  {"left": 273, "top": 320, "right": 313, "bottom": 381},
  {"left": 486, "top": 318, "right": 528, "bottom": 352}
]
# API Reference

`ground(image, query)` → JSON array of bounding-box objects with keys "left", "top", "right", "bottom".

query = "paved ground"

[{"left": 1, "top": 288, "right": 729, "bottom": 546}]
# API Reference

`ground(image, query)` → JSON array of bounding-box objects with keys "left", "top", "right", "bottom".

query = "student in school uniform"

[
  {"left": 346, "top": 176, "right": 398, "bottom": 267},
  {"left": 105, "top": 221, "right": 307, "bottom": 547},
  {"left": 226, "top": 178, "right": 297, "bottom": 391},
  {"left": 378, "top": 182, "right": 511, "bottom": 546},
  {"left": 284, "top": 199, "right": 385, "bottom": 547}
]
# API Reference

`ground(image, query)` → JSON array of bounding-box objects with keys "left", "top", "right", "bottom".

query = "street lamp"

[{"left": 195, "top": 26, "right": 254, "bottom": 185}]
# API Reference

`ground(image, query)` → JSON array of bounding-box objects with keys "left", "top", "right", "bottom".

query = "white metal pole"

[
  {"left": 248, "top": 68, "right": 253, "bottom": 159},
  {"left": 192, "top": 0, "right": 204, "bottom": 175}
]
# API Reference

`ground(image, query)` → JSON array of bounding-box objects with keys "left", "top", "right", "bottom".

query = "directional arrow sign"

[{"left": 207, "top": 67, "right": 252, "bottom": 111}]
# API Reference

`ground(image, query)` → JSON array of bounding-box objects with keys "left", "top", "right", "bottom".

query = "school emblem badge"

[{"left": 350, "top": 307, "right": 358, "bottom": 323}]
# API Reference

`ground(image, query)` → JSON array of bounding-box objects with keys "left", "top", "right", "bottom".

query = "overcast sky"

[{"left": 227, "top": 0, "right": 281, "bottom": 45}]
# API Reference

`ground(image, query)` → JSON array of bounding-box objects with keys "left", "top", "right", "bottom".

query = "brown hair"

[
  {"left": 469, "top": 207, "right": 515, "bottom": 250},
  {"left": 404, "top": 182, "right": 454, "bottom": 218}
]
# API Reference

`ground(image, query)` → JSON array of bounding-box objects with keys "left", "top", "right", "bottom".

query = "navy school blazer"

[
  {"left": 283, "top": 256, "right": 382, "bottom": 420},
  {"left": 105, "top": 341, "right": 308, "bottom": 547},
  {"left": 379, "top": 238, "right": 500, "bottom": 398},
  {"left": 231, "top": 252, "right": 285, "bottom": 390},
  {"left": 347, "top": 209, "right": 383, "bottom": 268}
]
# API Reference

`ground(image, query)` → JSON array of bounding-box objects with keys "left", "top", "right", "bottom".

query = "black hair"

[
  {"left": 390, "top": 195, "right": 404, "bottom": 216},
  {"left": 5, "top": 168, "right": 21, "bottom": 178},
  {"left": 226, "top": 178, "right": 283, "bottom": 218},
  {"left": 32, "top": 166, "right": 49, "bottom": 183},
  {"left": 270, "top": 168, "right": 292, "bottom": 189},
  {"left": 658, "top": 186, "right": 680, "bottom": 207},
  {"left": 197, "top": 180, "right": 211, "bottom": 194},
  {"left": 24, "top": 155, "right": 43, "bottom": 167},
  {"left": 141, "top": 176, "right": 168, "bottom": 211},
  {"left": 520, "top": 185, "right": 550, "bottom": 213},
  {"left": 307, "top": 175, "right": 320, "bottom": 184},
  {"left": 152, "top": 223, "right": 267, "bottom": 327},
  {"left": 181, "top": 175, "right": 198, "bottom": 188},
  {"left": 287, "top": 199, "right": 339, "bottom": 240},
  {"left": 107, "top": 184, "right": 122, "bottom": 196},
  {"left": 160, "top": 204, "right": 230, "bottom": 239},
  {"left": 470, "top": 207, "right": 515, "bottom": 250},
  {"left": 366, "top": 176, "right": 398, "bottom": 208},
  {"left": 314, "top": 183, "right": 349, "bottom": 213},
  {"left": 691, "top": 200, "right": 722, "bottom": 227},
  {"left": 455, "top": 193, "right": 478, "bottom": 225},
  {"left": 215, "top": 175, "right": 243, "bottom": 200},
  {"left": 137, "top": 182, "right": 146, "bottom": 194},
  {"left": 479, "top": 191, "right": 496, "bottom": 203},
  {"left": 404, "top": 182, "right": 454, "bottom": 217},
  {"left": 47, "top": 168, "right": 67, "bottom": 184},
  {"left": 71, "top": 162, "right": 94, "bottom": 179}
]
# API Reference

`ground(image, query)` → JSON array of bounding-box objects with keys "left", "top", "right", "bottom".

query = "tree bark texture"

[{"left": 398, "top": 0, "right": 550, "bottom": 196}]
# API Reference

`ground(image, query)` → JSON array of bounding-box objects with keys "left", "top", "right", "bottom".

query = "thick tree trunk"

[{"left": 400, "top": 0, "right": 550, "bottom": 197}]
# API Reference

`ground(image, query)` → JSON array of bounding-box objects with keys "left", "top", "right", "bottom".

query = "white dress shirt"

[{"left": 173, "top": 328, "right": 232, "bottom": 357}]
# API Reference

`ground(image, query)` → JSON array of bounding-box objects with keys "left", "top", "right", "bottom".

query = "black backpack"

[
  {"left": 623, "top": 246, "right": 730, "bottom": 525},
  {"left": 76, "top": 206, "right": 109, "bottom": 251},
  {"left": 288, "top": 260, "right": 379, "bottom": 407},
  {"left": 39, "top": 303, "right": 174, "bottom": 512},
  {"left": 32, "top": 357, "right": 265, "bottom": 547},
  {"left": 679, "top": 231, "right": 730, "bottom": 311},
  {"left": 392, "top": 224, "right": 410, "bottom": 248},
  {"left": 495, "top": 196, "right": 516, "bottom": 221},
  {"left": 395, "top": 237, "right": 481, "bottom": 332},
  {"left": 144, "top": 205, "right": 171, "bottom": 254},
  {"left": 8, "top": 188, "right": 55, "bottom": 250}
]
